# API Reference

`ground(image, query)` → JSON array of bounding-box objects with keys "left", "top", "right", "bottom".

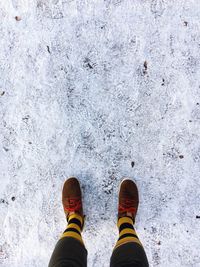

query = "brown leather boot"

[
  {"left": 62, "top": 177, "right": 83, "bottom": 220},
  {"left": 118, "top": 179, "right": 139, "bottom": 223}
]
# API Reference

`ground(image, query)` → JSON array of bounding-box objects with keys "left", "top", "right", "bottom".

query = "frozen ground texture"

[{"left": 0, "top": 0, "right": 200, "bottom": 266}]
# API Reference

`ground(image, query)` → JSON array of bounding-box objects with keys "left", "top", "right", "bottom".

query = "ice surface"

[{"left": 0, "top": 0, "right": 200, "bottom": 266}]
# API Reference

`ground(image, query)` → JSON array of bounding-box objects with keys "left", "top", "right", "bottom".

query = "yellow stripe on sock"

[
  {"left": 115, "top": 236, "right": 143, "bottom": 249},
  {"left": 68, "top": 213, "right": 83, "bottom": 226},
  {"left": 67, "top": 223, "right": 81, "bottom": 233},
  {"left": 60, "top": 231, "right": 83, "bottom": 244},
  {"left": 119, "top": 228, "right": 137, "bottom": 238},
  {"left": 117, "top": 217, "right": 133, "bottom": 228}
]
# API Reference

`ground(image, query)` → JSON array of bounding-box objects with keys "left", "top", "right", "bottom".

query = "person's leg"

[
  {"left": 48, "top": 177, "right": 87, "bottom": 267},
  {"left": 48, "top": 237, "right": 87, "bottom": 267},
  {"left": 110, "top": 216, "right": 148, "bottom": 267},
  {"left": 110, "top": 179, "right": 149, "bottom": 267}
]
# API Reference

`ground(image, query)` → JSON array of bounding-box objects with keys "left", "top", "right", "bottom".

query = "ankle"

[{"left": 118, "top": 213, "right": 135, "bottom": 223}]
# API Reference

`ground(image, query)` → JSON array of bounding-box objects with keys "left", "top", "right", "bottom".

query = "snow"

[{"left": 0, "top": 0, "right": 200, "bottom": 266}]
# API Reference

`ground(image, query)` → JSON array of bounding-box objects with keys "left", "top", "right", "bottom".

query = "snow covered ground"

[{"left": 0, "top": 0, "right": 200, "bottom": 266}]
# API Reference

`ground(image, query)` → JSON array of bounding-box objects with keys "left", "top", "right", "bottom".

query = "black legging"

[{"left": 48, "top": 237, "right": 149, "bottom": 267}]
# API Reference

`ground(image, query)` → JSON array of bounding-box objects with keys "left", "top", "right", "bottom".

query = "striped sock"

[
  {"left": 60, "top": 213, "right": 84, "bottom": 244},
  {"left": 115, "top": 216, "right": 143, "bottom": 249}
]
